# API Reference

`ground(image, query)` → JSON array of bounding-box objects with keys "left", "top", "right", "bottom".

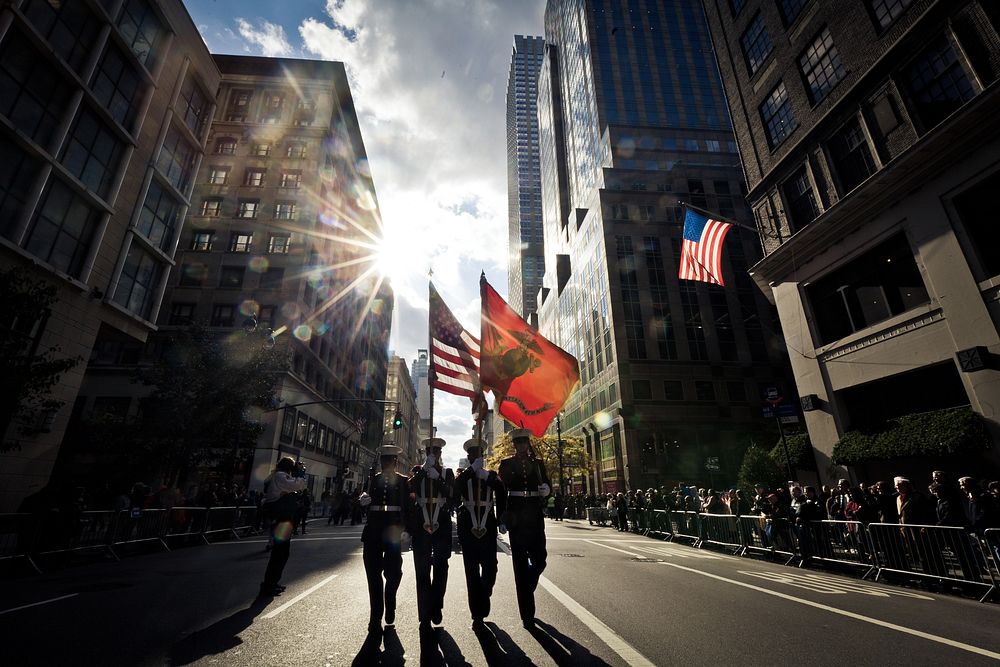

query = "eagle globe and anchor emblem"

[{"left": 486, "top": 328, "right": 553, "bottom": 416}]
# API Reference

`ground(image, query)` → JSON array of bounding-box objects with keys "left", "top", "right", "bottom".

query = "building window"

[
  {"left": 807, "top": 233, "right": 929, "bottom": 345},
  {"left": 244, "top": 168, "right": 265, "bottom": 186},
  {"left": 157, "top": 126, "right": 197, "bottom": 192},
  {"left": 286, "top": 142, "right": 306, "bottom": 159},
  {"left": 178, "top": 262, "right": 207, "bottom": 286},
  {"left": 219, "top": 266, "right": 245, "bottom": 288},
  {"left": 953, "top": 171, "right": 1000, "bottom": 280},
  {"left": 260, "top": 267, "right": 284, "bottom": 289},
  {"left": 261, "top": 92, "right": 285, "bottom": 124},
  {"left": 214, "top": 138, "right": 237, "bottom": 155},
  {"left": 117, "top": 0, "right": 166, "bottom": 71},
  {"left": 191, "top": 231, "right": 213, "bottom": 251},
  {"left": 280, "top": 170, "right": 302, "bottom": 188},
  {"left": 727, "top": 381, "right": 747, "bottom": 402},
  {"left": 688, "top": 179, "right": 707, "bottom": 208},
  {"left": 229, "top": 233, "right": 252, "bottom": 252},
  {"left": 168, "top": 302, "right": 195, "bottom": 325},
  {"left": 268, "top": 234, "right": 291, "bottom": 254},
  {"left": 632, "top": 380, "right": 652, "bottom": 401},
  {"left": 210, "top": 304, "right": 235, "bottom": 327},
  {"left": 179, "top": 75, "right": 211, "bottom": 138},
  {"left": 294, "top": 96, "right": 316, "bottom": 126},
  {"left": 61, "top": 108, "right": 125, "bottom": 200},
  {"left": 695, "top": 381, "right": 716, "bottom": 402},
  {"left": 782, "top": 166, "right": 820, "bottom": 230},
  {"left": 664, "top": 380, "right": 684, "bottom": 401},
  {"left": 611, "top": 204, "right": 629, "bottom": 220},
  {"left": 0, "top": 29, "right": 73, "bottom": 149},
  {"left": 680, "top": 285, "right": 708, "bottom": 361},
  {"left": 23, "top": 178, "right": 100, "bottom": 277},
  {"left": 800, "top": 27, "right": 845, "bottom": 103},
  {"left": 902, "top": 34, "right": 976, "bottom": 130},
  {"left": 237, "top": 200, "right": 259, "bottom": 219},
  {"left": 274, "top": 202, "right": 297, "bottom": 220},
  {"left": 760, "top": 82, "right": 796, "bottom": 148},
  {"left": 741, "top": 13, "right": 774, "bottom": 76},
  {"left": 22, "top": 0, "right": 102, "bottom": 75},
  {"left": 226, "top": 89, "right": 252, "bottom": 122},
  {"left": 208, "top": 167, "right": 229, "bottom": 185},
  {"left": 294, "top": 412, "right": 308, "bottom": 444},
  {"left": 778, "top": 0, "right": 809, "bottom": 26},
  {"left": 0, "top": 135, "right": 39, "bottom": 236},
  {"left": 90, "top": 42, "right": 146, "bottom": 133},
  {"left": 113, "top": 244, "right": 161, "bottom": 319},
  {"left": 280, "top": 408, "right": 296, "bottom": 442},
  {"left": 829, "top": 117, "right": 877, "bottom": 194},
  {"left": 869, "top": 0, "right": 913, "bottom": 30},
  {"left": 258, "top": 305, "right": 276, "bottom": 328},
  {"left": 728, "top": 0, "right": 746, "bottom": 16},
  {"left": 200, "top": 198, "right": 222, "bottom": 217},
  {"left": 252, "top": 143, "right": 271, "bottom": 157},
  {"left": 136, "top": 180, "right": 181, "bottom": 251}
]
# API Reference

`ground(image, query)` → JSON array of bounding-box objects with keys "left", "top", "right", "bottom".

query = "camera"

[{"left": 292, "top": 462, "right": 307, "bottom": 479}]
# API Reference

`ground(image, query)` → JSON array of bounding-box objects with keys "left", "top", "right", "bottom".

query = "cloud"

[{"left": 236, "top": 18, "right": 295, "bottom": 57}]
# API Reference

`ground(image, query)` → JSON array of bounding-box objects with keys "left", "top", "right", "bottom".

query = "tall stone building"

[
  {"left": 76, "top": 55, "right": 392, "bottom": 497},
  {"left": 506, "top": 35, "right": 547, "bottom": 319},
  {"left": 702, "top": 0, "right": 1000, "bottom": 480},
  {"left": 536, "top": 0, "right": 792, "bottom": 492},
  {"left": 384, "top": 354, "right": 420, "bottom": 470},
  {"left": 0, "top": 0, "right": 220, "bottom": 511}
]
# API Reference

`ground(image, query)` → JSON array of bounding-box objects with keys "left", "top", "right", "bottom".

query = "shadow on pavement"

[
  {"left": 530, "top": 619, "right": 612, "bottom": 666},
  {"left": 416, "top": 626, "right": 472, "bottom": 666},
  {"left": 477, "top": 622, "right": 533, "bottom": 666},
  {"left": 167, "top": 596, "right": 272, "bottom": 665},
  {"left": 351, "top": 628, "right": 385, "bottom": 666}
]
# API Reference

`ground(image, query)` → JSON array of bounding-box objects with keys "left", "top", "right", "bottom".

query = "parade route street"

[{"left": 2, "top": 520, "right": 999, "bottom": 666}]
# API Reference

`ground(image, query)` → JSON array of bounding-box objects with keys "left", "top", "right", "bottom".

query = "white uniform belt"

[
  {"left": 508, "top": 491, "right": 542, "bottom": 497},
  {"left": 464, "top": 501, "right": 491, "bottom": 506},
  {"left": 369, "top": 505, "right": 402, "bottom": 512}
]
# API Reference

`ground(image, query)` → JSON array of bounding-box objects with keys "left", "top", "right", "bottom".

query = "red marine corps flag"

[{"left": 479, "top": 274, "right": 579, "bottom": 436}]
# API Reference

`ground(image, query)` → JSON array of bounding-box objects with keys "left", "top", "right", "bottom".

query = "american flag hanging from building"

[
  {"left": 678, "top": 206, "right": 733, "bottom": 286},
  {"left": 429, "top": 282, "right": 482, "bottom": 401},
  {"left": 353, "top": 415, "right": 367, "bottom": 435}
]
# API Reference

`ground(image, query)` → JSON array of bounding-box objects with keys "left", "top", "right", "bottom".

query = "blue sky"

[{"left": 186, "top": 0, "right": 546, "bottom": 464}]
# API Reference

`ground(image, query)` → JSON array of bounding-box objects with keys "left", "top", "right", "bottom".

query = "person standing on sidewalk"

[
  {"left": 497, "top": 429, "right": 551, "bottom": 629},
  {"left": 259, "top": 457, "right": 306, "bottom": 597},
  {"left": 408, "top": 437, "right": 455, "bottom": 632},
  {"left": 454, "top": 437, "right": 506, "bottom": 629},
  {"left": 358, "top": 444, "right": 411, "bottom": 634}
]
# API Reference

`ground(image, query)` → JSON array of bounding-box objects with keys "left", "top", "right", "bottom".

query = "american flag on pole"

[
  {"left": 678, "top": 206, "right": 733, "bottom": 286},
  {"left": 429, "top": 282, "right": 481, "bottom": 400},
  {"left": 353, "top": 415, "right": 367, "bottom": 435}
]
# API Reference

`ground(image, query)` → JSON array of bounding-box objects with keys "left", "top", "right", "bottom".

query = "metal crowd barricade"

[
  {"left": 0, "top": 513, "right": 42, "bottom": 574},
  {"left": 699, "top": 513, "right": 744, "bottom": 554},
  {"left": 983, "top": 529, "right": 1000, "bottom": 582},
  {"left": 738, "top": 515, "right": 797, "bottom": 564},
  {"left": 203, "top": 506, "right": 240, "bottom": 541},
  {"left": 666, "top": 511, "right": 701, "bottom": 544},
  {"left": 586, "top": 507, "right": 610, "bottom": 526},
  {"left": 802, "top": 520, "right": 876, "bottom": 577},
  {"left": 647, "top": 509, "right": 671, "bottom": 538},
  {"left": 109, "top": 509, "right": 169, "bottom": 556},
  {"left": 34, "top": 510, "right": 118, "bottom": 562},
  {"left": 164, "top": 507, "right": 210, "bottom": 544},
  {"left": 233, "top": 506, "right": 258, "bottom": 537},
  {"left": 868, "top": 523, "right": 997, "bottom": 602}
]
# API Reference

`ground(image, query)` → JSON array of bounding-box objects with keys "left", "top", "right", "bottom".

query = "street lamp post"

[{"left": 556, "top": 412, "right": 564, "bottom": 493}]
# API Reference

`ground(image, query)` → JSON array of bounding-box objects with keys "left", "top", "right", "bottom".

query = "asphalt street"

[{"left": 2, "top": 519, "right": 999, "bottom": 666}]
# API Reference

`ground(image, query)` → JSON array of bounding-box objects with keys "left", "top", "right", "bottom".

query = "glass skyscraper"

[{"left": 537, "top": 0, "right": 792, "bottom": 492}]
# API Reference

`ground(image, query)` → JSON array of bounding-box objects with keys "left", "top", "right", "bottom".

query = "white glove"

[
  {"left": 359, "top": 492, "right": 372, "bottom": 507},
  {"left": 424, "top": 465, "right": 440, "bottom": 480},
  {"left": 473, "top": 457, "right": 488, "bottom": 480},
  {"left": 401, "top": 530, "right": 411, "bottom": 551},
  {"left": 539, "top": 483, "right": 551, "bottom": 497},
  {"left": 498, "top": 523, "right": 507, "bottom": 535}
]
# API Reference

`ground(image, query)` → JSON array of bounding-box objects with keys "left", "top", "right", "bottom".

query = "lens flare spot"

[
  {"left": 239, "top": 300, "right": 259, "bottom": 317},
  {"left": 307, "top": 271, "right": 323, "bottom": 287},
  {"left": 319, "top": 212, "right": 346, "bottom": 229},
  {"left": 249, "top": 256, "right": 269, "bottom": 272},
  {"left": 355, "top": 158, "right": 371, "bottom": 178},
  {"left": 315, "top": 321, "right": 330, "bottom": 335},
  {"left": 293, "top": 324, "right": 312, "bottom": 341},
  {"left": 272, "top": 520, "right": 294, "bottom": 544},
  {"left": 594, "top": 411, "right": 613, "bottom": 430},
  {"left": 281, "top": 302, "right": 301, "bottom": 320},
  {"left": 316, "top": 285, "right": 333, "bottom": 301}
]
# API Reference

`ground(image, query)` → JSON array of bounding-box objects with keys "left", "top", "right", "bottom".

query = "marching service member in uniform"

[
  {"left": 358, "top": 443, "right": 411, "bottom": 634},
  {"left": 408, "top": 436, "right": 455, "bottom": 631},
  {"left": 454, "top": 437, "right": 506, "bottom": 629},
  {"left": 497, "top": 428, "right": 551, "bottom": 629}
]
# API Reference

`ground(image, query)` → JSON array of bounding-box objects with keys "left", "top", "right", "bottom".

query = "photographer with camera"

[{"left": 258, "top": 457, "right": 307, "bottom": 597}]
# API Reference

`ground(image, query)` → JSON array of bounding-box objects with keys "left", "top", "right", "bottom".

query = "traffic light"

[{"left": 392, "top": 410, "right": 403, "bottom": 430}]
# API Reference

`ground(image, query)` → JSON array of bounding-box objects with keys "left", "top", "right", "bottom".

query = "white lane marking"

[
  {"left": 0, "top": 593, "right": 78, "bottom": 616},
  {"left": 660, "top": 562, "right": 1000, "bottom": 660},
  {"left": 497, "top": 539, "right": 655, "bottom": 667},
  {"left": 739, "top": 570, "right": 934, "bottom": 600},
  {"left": 261, "top": 574, "right": 339, "bottom": 620},
  {"left": 582, "top": 539, "right": 647, "bottom": 558}
]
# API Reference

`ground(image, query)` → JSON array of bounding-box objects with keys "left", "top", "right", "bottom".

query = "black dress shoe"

[
  {"left": 431, "top": 609, "right": 443, "bottom": 625},
  {"left": 521, "top": 617, "right": 534, "bottom": 629},
  {"left": 368, "top": 621, "right": 382, "bottom": 634},
  {"left": 258, "top": 584, "right": 282, "bottom": 597},
  {"left": 385, "top": 607, "right": 395, "bottom": 625},
  {"left": 472, "top": 618, "right": 486, "bottom": 630}
]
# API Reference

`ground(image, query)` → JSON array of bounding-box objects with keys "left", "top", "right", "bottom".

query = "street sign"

[
  {"left": 765, "top": 385, "right": 783, "bottom": 405},
  {"left": 779, "top": 415, "right": 800, "bottom": 424},
  {"left": 762, "top": 404, "right": 797, "bottom": 418},
  {"left": 705, "top": 456, "right": 720, "bottom": 471}
]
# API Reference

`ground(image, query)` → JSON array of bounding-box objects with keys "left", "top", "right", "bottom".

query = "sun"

[{"left": 375, "top": 234, "right": 410, "bottom": 286}]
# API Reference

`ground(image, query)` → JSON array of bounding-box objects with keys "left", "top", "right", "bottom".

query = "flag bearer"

[
  {"left": 454, "top": 437, "right": 506, "bottom": 629},
  {"left": 497, "top": 428, "right": 551, "bottom": 629},
  {"left": 408, "top": 437, "right": 455, "bottom": 631},
  {"left": 358, "top": 443, "right": 411, "bottom": 634}
]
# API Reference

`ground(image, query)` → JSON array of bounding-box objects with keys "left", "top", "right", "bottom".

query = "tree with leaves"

[
  {"left": 486, "top": 431, "right": 592, "bottom": 491},
  {"left": 737, "top": 443, "right": 784, "bottom": 494},
  {"left": 0, "top": 268, "right": 80, "bottom": 453},
  {"left": 85, "top": 324, "right": 287, "bottom": 488}
]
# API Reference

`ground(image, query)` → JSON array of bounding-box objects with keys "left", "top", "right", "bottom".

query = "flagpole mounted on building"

[{"left": 677, "top": 200, "right": 779, "bottom": 238}]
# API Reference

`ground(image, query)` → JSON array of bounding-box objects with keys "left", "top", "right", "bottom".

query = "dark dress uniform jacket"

[
  {"left": 455, "top": 467, "right": 506, "bottom": 537},
  {"left": 497, "top": 454, "right": 550, "bottom": 623},
  {"left": 360, "top": 470, "right": 409, "bottom": 628},
  {"left": 454, "top": 467, "right": 506, "bottom": 621},
  {"left": 362, "top": 471, "right": 410, "bottom": 545},
  {"left": 407, "top": 465, "right": 455, "bottom": 624}
]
